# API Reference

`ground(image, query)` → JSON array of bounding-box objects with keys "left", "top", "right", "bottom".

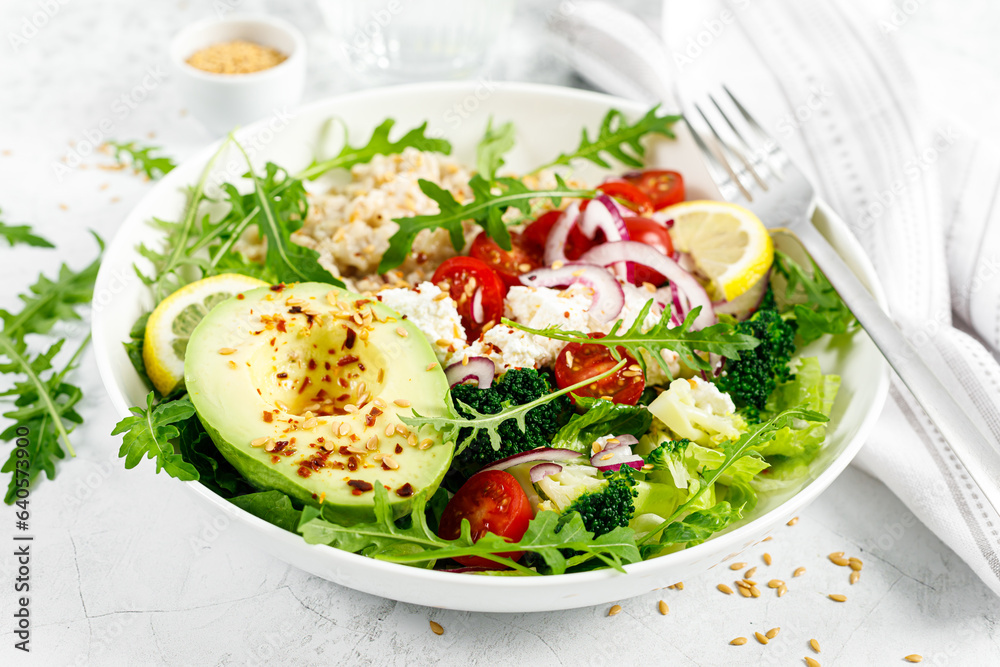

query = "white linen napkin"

[{"left": 549, "top": 0, "right": 1000, "bottom": 595}]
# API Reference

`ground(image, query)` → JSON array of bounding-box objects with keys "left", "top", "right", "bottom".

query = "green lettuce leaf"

[
  {"left": 550, "top": 396, "right": 652, "bottom": 453},
  {"left": 230, "top": 491, "right": 302, "bottom": 532}
]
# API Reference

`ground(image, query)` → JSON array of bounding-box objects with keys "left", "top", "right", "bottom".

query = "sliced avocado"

[{"left": 184, "top": 282, "right": 453, "bottom": 523}]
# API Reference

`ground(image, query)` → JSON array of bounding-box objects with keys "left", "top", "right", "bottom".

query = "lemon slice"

[
  {"left": 143, "top": 273, "right": 268, "bottom": 395},
  {"left": 664, "top": 200, "right": 774, "bottom": 302}
]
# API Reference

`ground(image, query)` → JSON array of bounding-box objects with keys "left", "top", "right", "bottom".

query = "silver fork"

[{"left": 685, "top": 86, "right": 1000, "bottom": 516}]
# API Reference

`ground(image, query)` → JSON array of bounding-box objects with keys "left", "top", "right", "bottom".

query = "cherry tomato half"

[
  {"left": 437, "top": 470, "right": 533, "bottom": 568},
  {"left": 622, "top": 170, "right": 685, "bottom": 210},
  {"left": 554, "top": 334, "right": 645, "bottom": 405},
  {"left": 469, "top": 231, "right": 541, "bottom": 290},
  {"left": 522, "top": 209, "right": 595, "bottom": 261},
  {"left": 623, "top": 216, "right": 674, "bottom": 286},
  {"left": 431, "top": 256, "right": 506, "bottom": 342},
  {"left": 596, "top": 180, "right": 654, "bottom": 215}
]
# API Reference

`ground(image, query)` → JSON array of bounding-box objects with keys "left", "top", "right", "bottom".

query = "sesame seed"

[
  {"left": 848, "top": 557, "right": 863, "bottom": 571},
  {"left": 717, "top": 584, "right": 734, "bottom": 595},
  {"left": 738, "top": 586, "right": 751, "bottom": 598},
  {"left": 805, "top": 658, "right": 821, "bottom": 667},
  {"left": 303, "top": 418, "right": 318, "bottom": 429},
  {"left": 608, "top": 604, "right": 622, "bottom": 616},
  {"left": 592, "top": 441, "right": 604, "bottom": 454},
  {"left": 777, "top": 585, "right": 787, "bottom": 597},
  {"left": 768, "top": 579, "right": 784, "bottom": 588},
  {"left": 385, "top": 423, "right": 395, "bottom": 437},
  {"left": 264, "top": 440, "right": 277, "bottom": 452},
  {"left": 658, "top": 600, "right": 668, "bottom": 615},
  {"left": 762, "top": 536, "right": 773, "bottom": 542},
  {"left": 787, "top": 517, "right": 799, "bottom": 526},
  {"left": 366, "top": 436, "right": 379, "bottom": 451},
  {"left": 850, "top": 571, "right": 861, "bottom": 585},
  {"left": 407, "top": 434, "right": 418, "bottom": 447},
  {"left": 794, "top": 567, "right": 806, "bottom": 577},
  {"left": 419, "top": 438, "right": 433, "bottom": 450},
  {"left": 374, "top": 398, "right": 387, "bottom": 409},
  {"left": 765, "top": 627, "right": 780, "bottom": 639},
  {"left": 600, "top": 453, "right": 614, "bottom": 461},
  {"left": 552, "top": 260, "right": 565, "bottom": 269},
  {"left": 730, "top": 637, "right": 748, "bottom": 646},
  {"left": 828, "top": 594, "right": 847, "bottom": 602},
  {"left": 426, "top": 362, "right": 437, "bottom": 371},
  {"left": 810, "top": 639, "right": 821, "bottom": 653},
  {"left": 828, "top": 552, "right": 849, "bottom": 566},
  {"left": 755, "top": 632, "right": 768, "bottom": 645},
  {"left": 749, "top": 586, "right": 761, "bottom": 598},
  {"left": 904, "top": 655, "right": 923, "bottom": 663},
  {"left": 394, "top": 399, "right": 411, "bottom": 407},
  {"left": 344, "top": 405, "right": 359, "bottom": 413},
  {"left": 745, "top": 567, "right": 757, "bottom": 578},
  {"left": 674, "top": 582, "right": 684, "bottom": 590},
  {"left": 396, "top": 326, "right": 408, "bottom": 337},
  {"left": 763, "top": 552, "right": 773, "bottom": 565},
  {"left": 742, "top": 578, "right": 757, "bottom": 586},
  {"left": 250, "top": 437, "right": 269, "bottom": 447},
  {"left": 338, "top": 423, "right": 350, "bottom": 436},
  {"left": 429, "top": 621, "right": 444, "bottom": 635},
  {"left": 218, "top": 347, "right": 237, "bottom": 355},
  {"left": 383, "top": 455, "right": 399, "bottom": 470},
  {"left": 395, "top": 424, "right": 409, "bottom": 435},
  {"left": 729, "top": 562, "right": 746, "bottom": 571},
  {"left": 736, "top": 580, "right": 751, "bottom": 590}
]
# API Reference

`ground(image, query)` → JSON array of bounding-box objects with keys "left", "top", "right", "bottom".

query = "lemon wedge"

[
  {"left": 664, "top": 200, "right": 774, "bottom": 302},
  {"left": 143, "top": 273, "right": 268, "bottom": 395}
]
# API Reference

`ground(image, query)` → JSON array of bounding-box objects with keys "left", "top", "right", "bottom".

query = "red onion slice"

[
  {"left": 589, "top": 435, "right": 644, "bottom": 472},
  {"left": 579, "top": 194, "right": 633, "bottom": 283},
  {"left": 519, "top": 263, "right": 625, "bottom": 323},
  {"left": 529, "top": 462, "right": 563, "bottom": 483},
  {"left": 444, "top": 357, "right": 495, "bottom": 389},
  {"left": 543, "top": 202, "right": 580, "bottom": 266},
  {"left": 471, "top": 287, "right": 484, "bottom": 324},
  {"left": 479, "top": 447, "right": 585, "bottom": 473},
  {"left": 580, "top": 241, "right": 716, "bottom": 330}
]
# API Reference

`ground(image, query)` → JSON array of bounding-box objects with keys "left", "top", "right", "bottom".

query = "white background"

[{"left": 1, "top": 0, "right": 999, "bottom": 665}]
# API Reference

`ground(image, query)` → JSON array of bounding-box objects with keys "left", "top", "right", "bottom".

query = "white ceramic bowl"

[
  {"left": 169, "top": 15, "right": 306, "bottom": 135},
  {"left": 92, "top": 82, "right": 889, "bottom": 612}
]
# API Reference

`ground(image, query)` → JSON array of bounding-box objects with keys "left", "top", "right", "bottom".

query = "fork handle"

[{"left": 794, "top": 222, "right": 1000, "bottom": 515}]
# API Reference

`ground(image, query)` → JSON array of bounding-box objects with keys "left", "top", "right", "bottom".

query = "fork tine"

[
  {"left": 708, "top": 93, "right": 776, "bottom": 186},
  {"left": 681, "top": 116, "right": 745, "bottom": 203},
  {"left": 722, "top": 85, "right": 788, "bottom": 176},
  {"left": 694, "top": 103, "right": 755, "bottom": 201}
]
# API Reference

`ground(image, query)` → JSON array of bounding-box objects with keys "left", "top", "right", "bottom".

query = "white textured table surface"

[{"left": 2, "top": 1, "right": 1000, "bottom": 665}]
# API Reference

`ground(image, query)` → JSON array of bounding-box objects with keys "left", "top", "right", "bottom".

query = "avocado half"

[{"left": 184, "top": 282, "right": 454, "bottom": 523}]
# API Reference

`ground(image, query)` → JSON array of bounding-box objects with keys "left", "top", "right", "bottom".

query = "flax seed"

[
  {"left": 750, "top": 586, "right": 761, "bottom": 598},
  {"left": 763, "top": 552, "right": 772, "bottom": 565},
  {"left": 768, "top": 579, "right": 784, "bottom": 588},
  {"left": 338, "top": 423, "right": 350, "bottom": 436},
  {"left": 805, "top": 658, "right": 821, "bottom": 667},
  {"left": 717, "top": 584, "right": 734, "bottom": 595},
  {"left": 738, "top": 586, "right": 751, "bottom": 598},
  {"left": 374, "top": 398, "right": 387, "bottom": 409},
  {"left": 433, "top": 292, "right": 449, "bottom": 301},
  {"left": 828, "top": 594, "right": 847, "bottom": 602},
  {"left": 394, "top": 399, "right": 411, "bottom": 407},
  {"left": 730, "top": 562, "right": 747, "bottom": 570},
  {"left": 382, "top": 455, "right": 399, "bottom": 470},
  {"left": 743, "top": 579, "right": 758, "bottom": 587},
  {"left": 344, "top": 404, "right": 358, "bottom": 413},
  {"left": 426, "top": 362, "right": 437, "bottom": 371},
  {"left": 810, "top": 639, "right": 821, "bottom": 653},
  {"left": 366, "top": 435, "right": 379, "bottom": 451},
  {"left": 407, "top": 434, "right": 417, "bottom": 447},
  {"left": 794, "top": 567, "right": 806, "bottom": 577},
  {"left": 658, "top": 600, "right": 668, "bottom": 615},
  {"left": 218, "top": 347, "right": 237, "bottom": 355},
  {"left": 396, "top": 326, "right": 408, "bottom": 337},
  {"left": 777, "top": 585, "right": 788, "bottom": 597},
  {"left": 848, "top": 557, "right": 863, "bottom": 571},
  {"left": 766, "top": 627, "right": 780, "bottom": 639},
  {"left": 264, "top": 440, "right": 277, "bottom": 452},
  {"left": 608, "top": 604, "right": 622, "bottom": 616},
  {"left": 419, "top": 438, "right": 433, "bottom": 450},
  {"left": 429, "top": 621, "right": 444, "bottom": 635},
  {"left": 745, "top": 567, "right": 757, "bottom": 578},
  {"left": 850, "top": 571, "right": 861, "bottom": 585},
  {"left": 385, "top": 423, "right": 395, "bottom": 437},
  {"left": 303, "top": 417, "right": 318, "bottom": 429},
  {"left": 755, "top": 632, "right": 768, "bottom": 645},
  {"left": 250, "top": 437, "right": 269, "bottom": 447},
  {"left": 762, "top": 536, "right": 773, "bottom": 542},
  {"left": 904, "top": 656, "right": 923, "bottom": 663},
  {"left": 787, "top": 517, "right": 799, "bottom": 526},
  {"left": 730, "top": 637, "right": 748, "bottom": 646}
]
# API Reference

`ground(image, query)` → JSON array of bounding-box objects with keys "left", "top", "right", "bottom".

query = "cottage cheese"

[
  {"left": 501, "top": 284, "right": 593, "bottom": 367},
  {"left": 376, "top": 282, "right": 466, "bottom": 364}
]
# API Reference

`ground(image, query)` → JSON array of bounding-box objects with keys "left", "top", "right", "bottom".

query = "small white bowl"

[{"left": 170, "top": 15, "right": 307, "bottom": 136}]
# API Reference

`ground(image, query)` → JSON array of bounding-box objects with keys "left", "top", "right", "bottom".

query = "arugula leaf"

[
  {"left": 774, "top": 250, "right": 855, "bottom": 344},
  {"left": 230, "top": 490, "right": 302, "bottom": 532},
  {"left": 122, "top": 312, "right": 154, "bottom": 392},
  {"left": 297, "top": 485, "right": 641, "bottom": 574},
  {"left": 107, "top": 140, "right": 176, "bottom": 180},
  {"left": 476, "top": 117, "right": 516, "bottom": 184},
  {"left": 531, "top": 105, "right": 681, "bottom": 173},
  {"left": 551, "top": 396, "right": 652, "bottom": 453},
  {"left": 402, "top": 358, "right": 628, "bottom": 455},
  {"left": 504, "top": 300, "right": 759, "bottom": 379},
  {"left": 0, "top": 209, "right": 53, "bottom": 248},
  {"left": 301, "top": 118, "right": 452, "bottom": 180},
  {"left": 111, "top": 393, "right": 199, "bottom": 480},
  {"left": 380, "top": 175, "right": 593, "bottom": 272},
  {"left": 175, "top": 411, "right": 253, "bottom": 496}
]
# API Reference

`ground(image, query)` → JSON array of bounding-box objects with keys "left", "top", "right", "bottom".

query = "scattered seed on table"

[
  {"left": 777, "top": 585, "right": 788, "bottom": 597},
  {"left": 730, "top": 637, "right": 748, "bottom": 646},
  {"left": 829, "top": 553, "right": 850, "bottom": 566},
  {"left": 730, "top": 562, "right": 747, "bottom": 570},
  {"left": 762, "top": 536, "right": 773, "bottom": 542},
  {"left": 738, "top": 586, "right": 752, "bottom": 598},
  {"left": 717, "top": 584, "right": 734, "bottom": 595},
  {"left": 750, "top": 586, "right": 762, "bottom": 598},
  {"left": 675, "top": 582, "right": 684, "bottom": 590},
  {"left": 805, "top": 657, "right": 821, "bottom": 667},
  {"left": 766, "top": 627, "right": 780, "bottom": 639},
  {"left": 745, "top": 566, "right": 757, "bottom": 578},
  {"left": 828, "top": 594, "right": 847, "bottom": 602},
  {"left": 794, "top": 567, "right": 807, "bottom": 577},
  {"left": 763, "top": 552, "right": 773, "bottom": 566},
  {"left": 768, "top": 579, "right": 785, "bottom": 588},
  {"left": 755, "top": 631, "right": 769, "bottom": 645},
  {"left": 810, "top": 638, "right": 821, "bottom": 653},
  {"left": 608, "top": 604, "right": 622, "bottom": 616},
  {"left": 850, "top": 571, "right": 861, "bottom": 585},
  {"left": 788, "top": 517, "right": 799, "bottom": 526},
  {"left": 904, "top": 655, "right": 923, "bottom": 663},
  {"left": 849, "top": 557, "right": 864, "bottom": 571},
  {"left": 429, "top": 621, "right": 444, "bottom": 635},
  {"left": 658, "top": 600, "right": 669, "bottom": 615}
]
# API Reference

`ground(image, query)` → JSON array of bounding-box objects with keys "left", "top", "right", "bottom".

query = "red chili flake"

[
  {"left": 273, "top": 440, "right": 289, "bottom": 453},
  {"left": 395, "top": 444, "right": 403, "bottom": 454},
  {"left": 277, "top": 372, "right": 288, "bottom": 379},
  {"left": 298, "top": 377, "right": 312, "bottom": 394},
  {"left": 263, "top": 411, "right": 273, "bottom": 423},
  {"left": 276, "top": 319, "right": 287, "bottom": 333},
  {"left": 321, "top": 375, "right": 331, "bottom": 383},
  {"left": 270, "top": 284, "right": 285, "bottom": 292},
  {"left": 415, "top": 252, "right": 428, "bottom": 264},
  {"left": 370, "top": 407, "right": 383, "bottom": 417},
  {"left": 338, "top": 446, "right": 351, "bottom": 456},
  {"left": 297, "top": 466, "right": 312, "bottom": 478},
  {"left": 348, "top": 479, "right": 374, "bottom": 495},
  {"left": 324, "top": 361, "right": 331, "bottom": 371},
  {"left": 338, "top": 377, "right": 349, "bottom": 388},
  {"left": 381, "top": 461, "right": 391, "bottom": 471},
  {"left": 337, "top": 393, "right": 351, "bottom": 402},
  {"left": 308, "top": 359, "right": 317, "bottom": 370},
  {"left": 269, "top": 337, "right": 276, "bottom": 346},
  {"left": 364, "top": 413, "right": 376, "bottom": 427},
  {"left": 396, "top": 483, "right": 414, "bottom": 498},
  {"left": 343, "top": 328, "right": 357, "bottom": 349},
  {"left": 347, "top": 456, "right": 359, "bottom": 471},
  {"left": 237, "top": 294, "right": 245, "bottom": 300},
  {"left": 358, "top": 362, "right": 366, "bottom": 371},
  {"left": 338, "top": 355, "right": 359, "bottom": 367}
]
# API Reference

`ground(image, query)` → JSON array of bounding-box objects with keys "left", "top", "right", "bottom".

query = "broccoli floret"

[
  {"left": 716, "top": 289, "right": 797, "bottom": 418},
  {"left": 562, "top": 468, "right": 639, "bottom": 537},
  {"left": 451, "top": 368, "right": 571, "bottom": 475},
  {"left": 645, "top": 438, "right": 691, "bottom": 465}
]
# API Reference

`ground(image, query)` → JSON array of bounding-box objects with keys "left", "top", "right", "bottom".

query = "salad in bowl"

[{"left": 108, "top": 92, "right": 856, "bottom": 580}]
